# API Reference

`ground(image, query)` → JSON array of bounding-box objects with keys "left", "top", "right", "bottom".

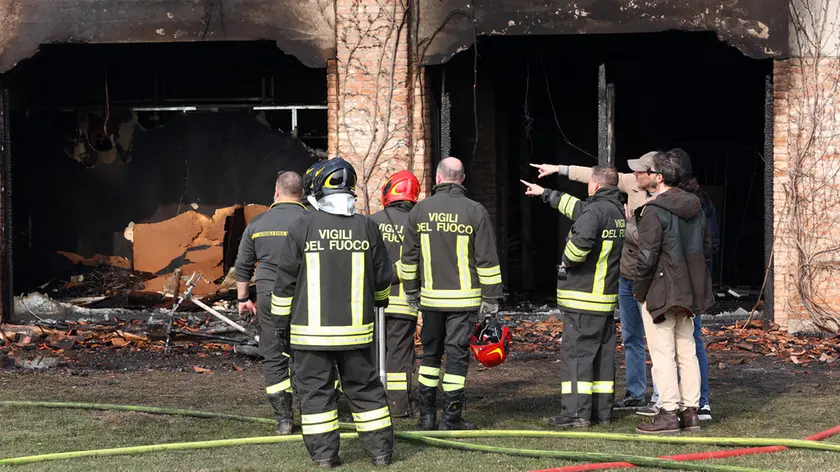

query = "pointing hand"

[
  {"left": 529, "top": 163, "right": 560, "bottom": 179},
  {"left": 520, "top": 180, "right": 545, "bottom": 197}
]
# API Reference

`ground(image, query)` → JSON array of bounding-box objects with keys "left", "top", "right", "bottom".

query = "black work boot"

[
  {"left": 636, "top": 408, "right": 681, "bottom": 435},
  {"left": 547, "top": 416, "right": 591, "bottom": 428},
  {"left": 267, "top": 392, "right": 294, "bottom": 435},
  {"left": 418, "top": 385, "right": 437, "bottom": 430},
  {"left": 371, "top": 453, "right": 392, "bottom": 466},
  {"left": 314, "top": 456, "right": 342, "bottom": 468},
  {"left": 438, "top": 391, "right": 477, "bottom": 430}
]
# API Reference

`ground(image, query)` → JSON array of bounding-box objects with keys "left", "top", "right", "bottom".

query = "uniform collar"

[
  {"left": 270, "top": 201, "right": 307, "bottom": 210},
  {"left": 432, "top": 182, "right": 467, "bottom": 196}
]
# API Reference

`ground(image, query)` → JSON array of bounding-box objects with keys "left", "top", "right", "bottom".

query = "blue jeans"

[
  {"left": 651, "top": 314, "right": 710, "bottom": 406},
  {"left": 618, "top": 277, "right": 646, "bottom": 401}
]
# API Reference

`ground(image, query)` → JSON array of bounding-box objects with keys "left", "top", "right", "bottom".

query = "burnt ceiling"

[
  {"left": 0, "top": 0, "right": 336, "bottom": 73},
  {"left": 415, "top": 0, "right": 789, "bottom": 63}
]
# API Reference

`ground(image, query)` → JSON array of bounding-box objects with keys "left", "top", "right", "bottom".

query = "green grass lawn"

[{"left": 0, "top": 351, "right": 839, "bottom": 471}]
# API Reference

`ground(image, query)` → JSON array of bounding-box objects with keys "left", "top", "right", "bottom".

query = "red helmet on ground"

[
  {"left": 469, "top": 318, "right": 513, "bottom": 368},
  {"left": 382, "top": 170, "right": 420, "bottom": 207}
]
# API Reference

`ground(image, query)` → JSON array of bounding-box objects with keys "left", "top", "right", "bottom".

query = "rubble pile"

[
  {"left": 0, "top": 307, "right": 259, "bottom": 370},
  {"left": 508, "top": 316, "right": 840, "bottom": 366},
  {"left": 705, "top": 321, "right": 840, "bottom": 366}
]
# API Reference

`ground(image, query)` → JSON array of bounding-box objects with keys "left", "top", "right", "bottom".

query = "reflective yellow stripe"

[
  {"left": 335, "top": 379, "right": 342, "bottom": 391},
  {"left": 560, "top": 381, "right": 594, "bottom": 395},
  {"left": 419, "top": 365, "right": 441, "bottom": 387},
  {"left": 400, "top": 262, "right": 418, "bottom": 281},
  {"left": 476, "top": 266, "right": 501, "bottom": 276},
  {"left": 387, "top": 372, "right": 407, "bottom": 381},
  {"left": 291, "top": 333, "right": 374, "bottom": 346},
  {"left": 561, "top": 381, "right": 572, "bottom": 394},
  {"left": 291, "top": 323, "right": 374, "bottom": 336},
  {"left": 375, "top": 286, "right": 391, "bottom": 301},
  {"left": 556, "top": 298, "right": 616, "bottom": 313},
  {"left": 556, "top": 289, "right": 617, "bottom": 312},
  {"left": 265, "top": 379, "right": 292, "bottom": 394},
  {"left": 556, "top": 290, "right": 618, "bottom": 303},
  {"left": 557, "top": 193, "right": 581, "bottom": 218},
  {"left": 442, "top": 373, "right": 466, "bottom": 392},
  {"left": 420, "top": 233, "right": 433, "bottom": 289},
  {"left": 302, "top": 410, "right": 338, "bottom": 424},
  {"left": 351, "top": 252, "right": 365, "bottom": 327},
  {"left": 478, "top": 274, "right": 502, "bottom": 285},
  {"left": 387, "top": 381, "right": 408, "bottom": 390},
  {"left": 271, "top": 295, "right": 293, "bottom": 316},
  {"left": 564, "top": 241, "right": 590, "bottom": 263},
  {"left": 592, "top": 381, "right": 614, "bottom": 393},
  {"left": 386, "top": 296, "right": 417, "bottom": 316},
  {"left": 421, "top": 288, "right": 481, "bottom": 299},
  {"left": 422, "top": 297, "right": 482, "bottom": 309},
  {"left": 353, "top": 406, "right": 389, "bottom": 422},
  {"left": 456, "top": 235, "right": 471, "bottom": 290},
  {"left": 419, "top": 366, "right": 441, "bottom": 376},
  {"left": 252, "top": 230, "right": 288, "bottom": 239},
  {"left": 421, "top": 287, "right": 482, "bottom": 309},
  {"left": 302, "top": 421, "right": 339, "bottom": 435},
  {"left": 592, "top": 241, "right": 612, "bottom": 294},
  {"left": 356, "top": 417, "right": 392, "bottom": 432},
  {"left": 306, "top": 253, "right": 321, "bottom": 326}
]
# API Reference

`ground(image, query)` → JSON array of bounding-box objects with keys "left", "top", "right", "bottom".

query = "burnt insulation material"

[{"left": 13, "top": 111, "right": 316, "bottom": 292}]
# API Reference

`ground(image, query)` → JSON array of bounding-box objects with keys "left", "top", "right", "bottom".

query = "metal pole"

[
  {"left": 377, "top": 307, "right": 386, "bottom": 386},
  {"left": 191, "top": 298, "right": 258, "bottom": 342}
]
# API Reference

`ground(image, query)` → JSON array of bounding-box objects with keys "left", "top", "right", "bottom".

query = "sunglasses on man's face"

[{"left": 647, "top": 169, "right": 661, "bottom": 175}]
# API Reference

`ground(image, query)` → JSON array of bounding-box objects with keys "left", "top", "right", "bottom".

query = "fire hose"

[{"left": 1, "top": 401, "right": 839, "bottom": 470}]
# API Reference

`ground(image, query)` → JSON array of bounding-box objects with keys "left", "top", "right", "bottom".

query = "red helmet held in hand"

[
  {"left": 382, "top": 170, "right": 420, "bottom": 207},
  {"left": 469, "top": 318, "right": 513, "bottom": 368}
]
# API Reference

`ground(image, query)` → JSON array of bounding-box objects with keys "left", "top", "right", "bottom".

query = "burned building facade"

[{"left": 0, "top": 0, "right": 836, "bottom": 333}]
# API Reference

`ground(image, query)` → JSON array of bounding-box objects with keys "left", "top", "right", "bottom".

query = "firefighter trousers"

[
  {"left": 418, "top": 311, "right": 476, "bottom": 394},
  {"left": 385, "top": 316, "right": 417, "bottom": 416},
  {"left": 257, "top": 292, "right": 292, "bottom": 395},
  {"left": 294, "top": 348, "right": 394, "bottom": 462},
  {"left": 559, "top": 312, "right": 616, "bottom": 421}
]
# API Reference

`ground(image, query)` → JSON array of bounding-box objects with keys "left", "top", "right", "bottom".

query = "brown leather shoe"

[
  {"left": 636, "top": 408, "right": 680, "bottom": 435},
  {"left": 680, "top": 407, "right": 701, "bottom": 432}
]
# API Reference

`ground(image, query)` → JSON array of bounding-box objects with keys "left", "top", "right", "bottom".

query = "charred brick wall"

[{"left": 772, "top": 57, "right": 840, "bottom": 333}]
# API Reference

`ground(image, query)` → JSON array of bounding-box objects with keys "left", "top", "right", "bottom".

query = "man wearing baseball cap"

[{"left": 531, "top": 151, "right": 659, "bottom": 414}]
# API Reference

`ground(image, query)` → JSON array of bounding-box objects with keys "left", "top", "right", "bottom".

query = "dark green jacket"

[
  {"left": 542, "top": 187, "right": 626, "bottom": 316},
  {"left": 634, "top": 188, "right": 715, "bottom": 319}
]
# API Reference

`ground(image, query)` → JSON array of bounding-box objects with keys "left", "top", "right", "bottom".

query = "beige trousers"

[{"left": 641, "top": 302, "right": 700, "bottom": 411}]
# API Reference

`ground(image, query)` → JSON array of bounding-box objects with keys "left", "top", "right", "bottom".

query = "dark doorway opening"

[{"left": 430, "top": 31, "right": 770, "bottom": 298}]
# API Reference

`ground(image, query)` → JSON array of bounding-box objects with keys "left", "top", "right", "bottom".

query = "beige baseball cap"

[{"left": 627, "top": 151, "right": 658, "bottom": 172}]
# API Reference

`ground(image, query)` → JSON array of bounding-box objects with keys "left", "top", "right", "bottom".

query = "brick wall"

[
  {"left": 772, "top": 57, "right": 840, "bottom": 333},
  {"left": 331, "top": 0, "right": 429, "bottom": 215}
]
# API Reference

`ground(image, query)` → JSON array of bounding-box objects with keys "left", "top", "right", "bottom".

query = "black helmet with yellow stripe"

[
  {"left": 303, "top": 160, "right": 327, "bottom": 197},
  {"left": 313, "top": 157, "right": 357, "bottom": 200}
]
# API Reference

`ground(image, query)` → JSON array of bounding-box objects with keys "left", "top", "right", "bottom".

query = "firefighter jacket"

[
  {"left": 370, "top": 201, "right": 417, "bottom": 319},
  {"left": 271, "top": 211, "right": 393, "bottom": 350},
  {"left": 400, "top": 183, "right": 502, "bottom": 312},
  {"left": 542, "top": 187, "right": 625, "bottom": 316},
  {"left": 234, "top": 201, "right": 309, "bottom": 294}
]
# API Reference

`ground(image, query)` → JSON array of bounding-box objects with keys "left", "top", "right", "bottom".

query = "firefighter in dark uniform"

[
  {"left": 521, "top": 166, "right": 625, "bottom": 427},
  {"left": 272, "top": 158, "right": 394, "bottom": 467},
  {"left": 401, "top": 157, "right": 503, "bottom": 431},
  {"left": 370, "top": 170, "right": 421, "bottom": 417},
  {"left": 235, "top": 171, "right": 308, "bottom": 435}
]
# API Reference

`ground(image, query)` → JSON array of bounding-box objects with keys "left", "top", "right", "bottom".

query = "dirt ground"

[{"left": 1, "top": 339, "right": 840, "bottom": 471}]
